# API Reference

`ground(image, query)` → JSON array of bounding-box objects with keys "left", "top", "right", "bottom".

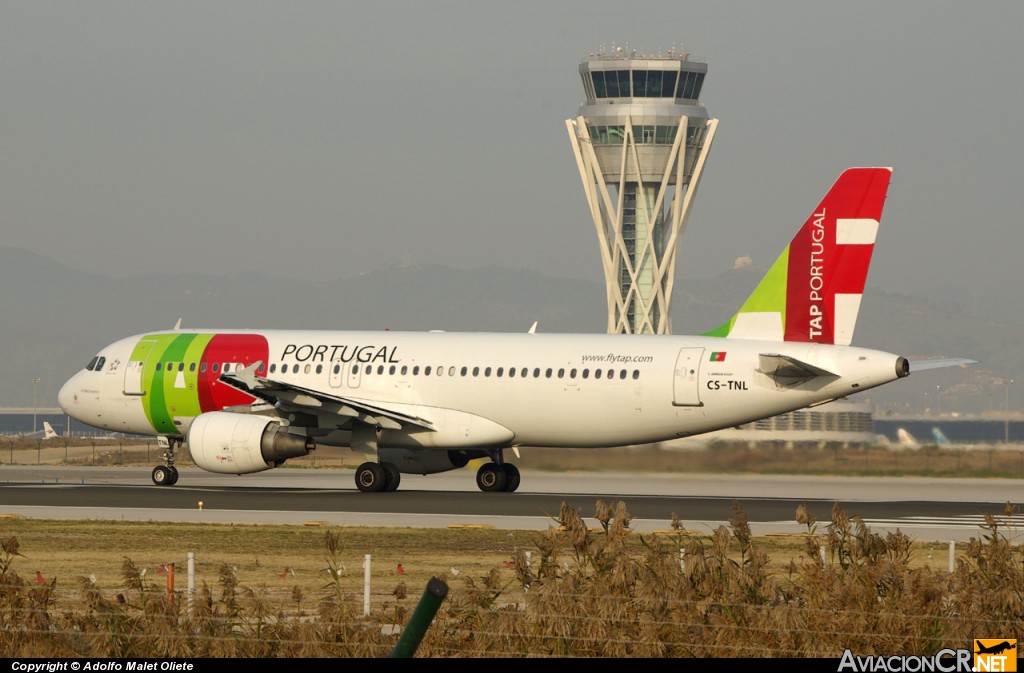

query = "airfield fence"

[{"left": 4, "top": 437, "right": 1024, "bottom": 477}]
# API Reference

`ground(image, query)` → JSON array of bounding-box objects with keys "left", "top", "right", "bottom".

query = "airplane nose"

[{"left": 57, "top": 375, "right": 77, "bottom": 414}]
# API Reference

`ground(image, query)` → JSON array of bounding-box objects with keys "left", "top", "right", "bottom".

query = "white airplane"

[
  {"left": 23, "top": 421, "right": 59, "bottom": 440},
  {"left": 58, "top": 167, "right": 973, "bottom": 493}
]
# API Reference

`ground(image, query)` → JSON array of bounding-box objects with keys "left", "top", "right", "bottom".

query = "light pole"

[
  {"left": 1006, "top": 379, "right": 1014, "bottom": 445},
  {"left": 32, "top": 377, "right": 41, "bottom": 434},
  {"left": 935, "top": 385, "right": 941, "bottom": 417}
]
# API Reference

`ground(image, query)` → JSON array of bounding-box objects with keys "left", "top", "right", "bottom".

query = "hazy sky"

[{"left": 2, "top": 1, "right": 1022, "bottom": 305}]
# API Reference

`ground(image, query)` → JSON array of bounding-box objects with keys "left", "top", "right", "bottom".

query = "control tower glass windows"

[
  {"left": 660, "top": 71, "right": 678, "bottom": 97},
  {"left": 631, "top": 70, "right": 678, "bottom": 98},
  {"left": 676, "top": 71, "right": 705, "bottom": 100},
  {"left": 587, "top": 124, "right": 678, "bottom": 146},
  {"left": 590, "top": 69, "right": 684, "bottom": 100},
  {"left": 631, "top": 70, "right": 651, "bottom": 97},
  {"left": 633, "top": 125, "right": 655, "bottom": 144},
  {"left": 590, "top": 70, "right": 632, "bottom": 98},
  {"left": 655, "top": 125, "right": 677, "bottom": 145}
]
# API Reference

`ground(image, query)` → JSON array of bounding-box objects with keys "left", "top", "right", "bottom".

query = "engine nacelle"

[
  {"left": 378, "top": 447, "right": 488, "bottom": 476},
  {"left": 187, "top": 411, "right": 315, "bottom": 474}
]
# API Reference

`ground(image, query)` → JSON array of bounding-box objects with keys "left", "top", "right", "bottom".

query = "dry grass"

[{"left": 1, "top": 500, "right": 1023, "bottom": 657}]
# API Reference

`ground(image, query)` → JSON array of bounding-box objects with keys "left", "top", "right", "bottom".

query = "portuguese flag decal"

[{"left": 710, "top": 352, "right": 727, "bottom": 362}]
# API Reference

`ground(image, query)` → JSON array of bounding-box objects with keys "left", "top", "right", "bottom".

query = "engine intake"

[{"left": 188, "top": 412, "right": 315, "bottom": 474}]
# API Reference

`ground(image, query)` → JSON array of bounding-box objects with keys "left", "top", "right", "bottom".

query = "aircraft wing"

[
  {"left": 219, "top": 362, "right": 434, "bottom": 431},
  {"left": 758, "top": 353, "right": 838, "bottom": 380},
  {"left": 907, "top": 358, "right": 978, "bottom": 372}
]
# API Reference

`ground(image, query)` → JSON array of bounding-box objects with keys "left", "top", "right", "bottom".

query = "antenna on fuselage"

[
  {"left": 173, "top": 318, "right": 182, "bottom": 330},
  {"left": 528, "top": 321, "right": 538, "bottom": 334}
]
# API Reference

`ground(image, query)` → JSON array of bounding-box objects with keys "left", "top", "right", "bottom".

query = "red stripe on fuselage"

[{"left": 196, "top": 334, "right": 270, "bottom": 411}]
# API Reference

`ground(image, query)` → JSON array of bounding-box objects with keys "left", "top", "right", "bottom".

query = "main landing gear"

[
  {"left": 475, "top": 447, "right": 520, "bottom": 493},
  {"left": 355, "top": 461, "right": 401, "bottom": 493},
  {"left": 475, "top": 462, "right": 520, "bottom": 493},
  {"left": 151, "top": 437, "right": 182, "bottom": 486},
  {"left": 353, "top": 456, "right": 521, "bottom": 493}
]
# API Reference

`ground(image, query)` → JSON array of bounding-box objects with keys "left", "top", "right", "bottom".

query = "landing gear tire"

[
  {"left": 152, "top": 465, "right": 175, "bottom": 486},
  {"left": 166, "top": 466, "right": 179, "bottom": 486},
  {"left": 502, "top": 464, "right": 520, "bottom": 493},
  {"left": 355, "top": 462, "right": 387, "bottom": 493},
  {"left": 382, "top": 462, "right": 401, "bottom": 492},
  {"left": 476, "top": 463, "right": 508, "bottom": 493}
]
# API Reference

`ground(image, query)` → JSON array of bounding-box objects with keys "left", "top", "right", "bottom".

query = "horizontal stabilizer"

[
  {"left": 908, "top": 358, "right": 978, "bottom": 372},
  {"left": 758, "top": 353, "right": 838, "bottom": 380}
]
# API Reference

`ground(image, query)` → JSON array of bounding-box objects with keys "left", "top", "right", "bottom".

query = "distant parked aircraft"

[
  {"left": 896, "top": 428, "right": 920, "bottom": 449},
  {"left": 931, "top": 427, "right": 950, "bottom": 446},
  {"left": 21, "top": 421, "right": 59, "bottom": 440}
]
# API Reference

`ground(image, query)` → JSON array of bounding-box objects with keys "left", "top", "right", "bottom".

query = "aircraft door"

[
  {"left": 124, "top": 339, "right": 157, "bottom": 396},
  {"left": 672, "top": 347, "right": 704, "bottom": 407}
]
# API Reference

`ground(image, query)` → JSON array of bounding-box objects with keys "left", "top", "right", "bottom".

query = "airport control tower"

[{"left": 567, "top": 46, "right": 717, "bottom": 334}]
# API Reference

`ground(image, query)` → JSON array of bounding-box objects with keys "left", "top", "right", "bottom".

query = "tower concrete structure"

[{"left": 567, "top": 46, "right": 717, "bottom": 334}]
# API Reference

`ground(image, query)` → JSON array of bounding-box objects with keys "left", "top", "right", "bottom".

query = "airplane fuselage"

[
  {"left": 59, "top": 329, "right": 906, "bottom": 450},
  {"left": 55, "top": 167, "right": 939, "bottom": 493}
]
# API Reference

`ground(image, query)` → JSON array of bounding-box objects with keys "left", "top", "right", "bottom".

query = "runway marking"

[{"left": 860, "top": 515, "right": 1019, "bottom": 531}]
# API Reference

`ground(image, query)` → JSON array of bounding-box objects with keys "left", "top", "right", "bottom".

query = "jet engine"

[
  {"left": 378, "top": 447, "right": 488, "bottom": 475},
  {"left": 187, "top": 411, "right": 315, "bottom": 474}
]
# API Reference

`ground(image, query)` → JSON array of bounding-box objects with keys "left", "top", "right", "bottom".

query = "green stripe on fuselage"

[{"left": 131, "top": 333, "right": 214, "bottom": 434}]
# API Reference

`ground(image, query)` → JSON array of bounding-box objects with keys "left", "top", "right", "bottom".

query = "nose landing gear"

[
  {"left": 152, "top": 464, "right": 179, "bottom": 486},
  {"left": 151, "top": 437, "right": 182, "bottom": 486}
]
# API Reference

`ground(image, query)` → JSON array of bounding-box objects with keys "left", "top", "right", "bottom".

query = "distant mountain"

[{"left": 1, "top": 246, "right": 1017, "bottom": 415}]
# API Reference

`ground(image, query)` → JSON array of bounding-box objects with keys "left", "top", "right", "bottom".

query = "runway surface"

[{"left": 1, "top": 465, "right": 1021, "bottom": 542}]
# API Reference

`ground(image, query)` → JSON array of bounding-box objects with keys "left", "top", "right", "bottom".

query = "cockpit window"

[
  {"left": 95, "top": 357, "right": 106, "bottom": 372},
  {"left": 86, "top": 356, "right": 100, "bottom": 371}
]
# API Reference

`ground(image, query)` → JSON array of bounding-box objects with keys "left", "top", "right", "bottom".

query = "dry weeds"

[{"left": 1, "top": 500, "right": 1022, "bottom": 658}]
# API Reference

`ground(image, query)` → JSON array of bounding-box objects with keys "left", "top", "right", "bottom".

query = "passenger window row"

[
  {"left": 131, "top": 361, "right": 642, "bottom": 382},
  {"left": 320, "top": 363, "right": 641, "bottom": 381},
  {"left": 154, "top": 362, "right": 268, "bottom": 375}
]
